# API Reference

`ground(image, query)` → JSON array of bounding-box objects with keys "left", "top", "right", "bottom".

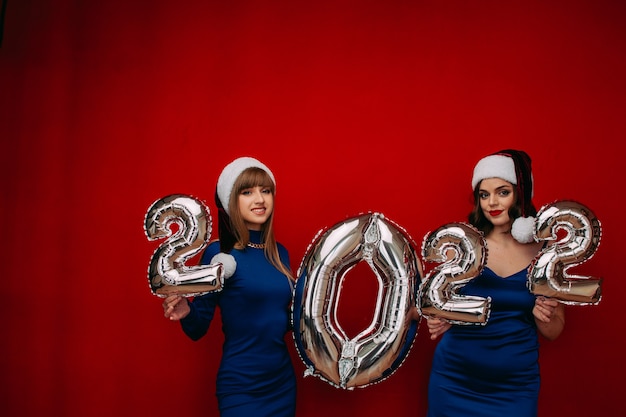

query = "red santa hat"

[{"left": 471, "top": 149, "right": 536, "bottom": 243}]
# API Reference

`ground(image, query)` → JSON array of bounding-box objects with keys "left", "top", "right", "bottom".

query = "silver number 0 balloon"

[
  {"left": 144, "top": 194, "right": 224, "bottom": 297},
  {"left": 418, "top": 223, "right": 491, "bottom": 325},
  {"left": 528, "top": 200, "right": 602, "bottom": 305},
  {"left": 292, "top": 213, "right": 420, "bottom": 389}
]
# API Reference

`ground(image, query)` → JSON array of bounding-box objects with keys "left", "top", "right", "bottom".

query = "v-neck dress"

[{"left": 427, "top": 266, "right": 540, "bottom": 417}]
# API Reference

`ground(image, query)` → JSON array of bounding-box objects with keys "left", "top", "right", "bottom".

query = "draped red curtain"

[{"left": 1, "top": 1, "right": 624, "bottom": 416}]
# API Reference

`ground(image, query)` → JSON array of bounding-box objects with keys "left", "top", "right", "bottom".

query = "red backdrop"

[{"left": 2, "top": 1, "right": 624, "bottom": 416}]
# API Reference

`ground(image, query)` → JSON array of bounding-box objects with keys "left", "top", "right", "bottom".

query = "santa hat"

[
  {"left": 471, "top": 149, "right": 536, "bottom": 244},
  {"left": 215, "top": 157, "right": 275, "bottom": 254},
  {"left": 216, "top": 157, "right": 275, "bottom": 216}
]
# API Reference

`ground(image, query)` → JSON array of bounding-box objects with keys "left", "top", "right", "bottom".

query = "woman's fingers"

[
  {"left": 162, "top": 295, "right": 181, "bottom": 317},
  {"left": 534, "top": 297, "right": 558, "bottom": 322},
  {"left": 426, "top": 318, "right": 450, "bottom": 340}
]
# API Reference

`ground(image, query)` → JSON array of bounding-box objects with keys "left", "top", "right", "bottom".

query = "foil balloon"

[
  {"left": 528, "top": 200, "right": 602, "bottom": 305},
  {"left": 144, "top": 194, "right": 224, "bottom": 298},
  {"left": 418, "top": 222, "right": 490, "bottom": 325},
  {"left": 292, "top": 213, "right": 420, "bottom": 389}
]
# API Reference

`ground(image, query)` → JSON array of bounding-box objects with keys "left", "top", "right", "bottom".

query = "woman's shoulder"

[
  {"left": 524, "top": 240, "right": 545, "bottom": 260},
  {"left": 276, "top": 241, "right": 290, "bottom": 260},
  {"left": 200, "top": 239, "right": 221, "bottom": 264}
]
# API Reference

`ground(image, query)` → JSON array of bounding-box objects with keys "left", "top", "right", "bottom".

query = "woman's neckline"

[{"left": 484, "top": 265, "right": 529, "bottom": 279}]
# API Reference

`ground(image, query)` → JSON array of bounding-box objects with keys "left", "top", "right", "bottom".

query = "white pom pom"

[
  {"left": 210, "top": 253, "right": 237, "bottom": 279},
  {"left": 511, "top": 216, "right": 536, "bottom": 244}
]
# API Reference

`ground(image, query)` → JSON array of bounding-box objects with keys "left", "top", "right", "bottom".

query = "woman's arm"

[{"left": 533, "top": 297, "right": 565, "bottom": 341}]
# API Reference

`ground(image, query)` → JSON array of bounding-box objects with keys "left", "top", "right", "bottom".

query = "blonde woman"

[{"left": 162, "top": 157, "right": 296, "bottom": 417}]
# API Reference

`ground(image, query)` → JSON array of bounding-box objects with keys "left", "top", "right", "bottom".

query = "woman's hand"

[
  {"left": 162, "top": 295, "right": 190, "bottom": 321},
  {"left": 533, "top": 296, "right": 565, "bottom": 341},
  {"left": 533, "top": 296, "right": 559, "bottom": 322},
  {"left": 426, "top": 317, "right": 451, "bottom": 340}
]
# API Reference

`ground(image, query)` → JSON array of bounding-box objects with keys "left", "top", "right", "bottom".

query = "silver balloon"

[
  {"left": 528, "top": 200, "right": 602, "bottom": 305},
  {"left": 418, "top": 222, "right": 491, "bottom": 325},
  {"left": 292, "top": 213, "right": 420, "bottom": 389},
  {"left": 144, "top": 194, "right": 224, "bottom": 298}
]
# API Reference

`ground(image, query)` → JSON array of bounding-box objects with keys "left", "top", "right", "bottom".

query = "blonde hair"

[{"left": 227, "top": 167, "right": 294, "bottom": 281}]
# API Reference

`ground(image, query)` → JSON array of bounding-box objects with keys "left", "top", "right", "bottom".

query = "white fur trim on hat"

[
  {"left": 471, "top": 154, "right": 517, "bottom": 190},
  {"left": 511, "top": 216, "right": 536, "bottom": 244},
  {"left": 210, "top": 252, "right": 237, "bottom": 279},
  {"left": 216, "top": 157, "right": 275, "bottom": 215}
]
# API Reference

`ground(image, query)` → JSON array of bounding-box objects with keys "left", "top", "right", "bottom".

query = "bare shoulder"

[
  {"left": 523, "top": 240, "right": 545, "bottom": 261},
  {"left": 486, "top": 238, "right": 543, "bottom": 277}
]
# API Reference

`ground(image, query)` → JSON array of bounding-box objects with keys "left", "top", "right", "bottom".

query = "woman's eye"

[{"left": 479, "top": 192, "right": 488, "bottom": 199}]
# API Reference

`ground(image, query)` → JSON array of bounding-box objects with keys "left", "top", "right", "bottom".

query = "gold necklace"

[{"left": 246, "top": 242, "right": 265, "bottom": 249}]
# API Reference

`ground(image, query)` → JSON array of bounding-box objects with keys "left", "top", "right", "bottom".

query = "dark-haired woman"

[{"left": 426, "top": 149, "right": 565, "bottom": 417}]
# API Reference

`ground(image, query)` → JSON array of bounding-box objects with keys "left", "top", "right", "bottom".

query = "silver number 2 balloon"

[
  {"left": 528, "top": 200, "right": 602, "bottom": 305},
  {"left": 292, "top": 213, "right": 420, "bottom": 389},
  {"left": 418, "top": 222, "right": 491, "bottom": 325},
  {"left": 144, "top": 194, "right": 224, "bottom": 297}
]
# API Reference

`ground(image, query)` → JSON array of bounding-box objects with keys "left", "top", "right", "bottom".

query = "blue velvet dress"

[
  {"left": 180, "top": 230, "right": 296, "bottom": 417},
  {"left": 427, "top": 267, "right": 540, "bottom": 417}
]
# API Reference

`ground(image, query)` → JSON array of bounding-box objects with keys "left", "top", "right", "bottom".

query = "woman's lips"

[{"left": 489, "top": 210, "right": 503, "bottom": 216}]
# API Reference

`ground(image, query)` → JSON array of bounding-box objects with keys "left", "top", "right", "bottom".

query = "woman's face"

[
  {"left": 237, "top": 185, "right": 274, "bottom": 231},
  {"left": 478, "top": 177, "right": 516, "bottom": 227}
]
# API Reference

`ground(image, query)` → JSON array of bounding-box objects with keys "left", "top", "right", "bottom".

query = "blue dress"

[
  {"left": 180, "top": 230, "right": 296, "bottom": 417},
  {"left": 427, "top": 267, "right": 540, "bottom": 417}
]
